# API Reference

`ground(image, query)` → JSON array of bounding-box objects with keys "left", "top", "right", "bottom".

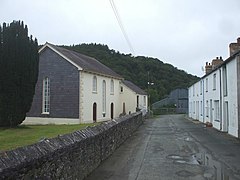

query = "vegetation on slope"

[{"left": 64, "top": 43, "right": 199, "bottom": 103}]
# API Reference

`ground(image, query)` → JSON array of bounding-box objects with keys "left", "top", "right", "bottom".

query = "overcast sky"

[{"left": 1, "top": 0, "right": 240, "bottom": 77}]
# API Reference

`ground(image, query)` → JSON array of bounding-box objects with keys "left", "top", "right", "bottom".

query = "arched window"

[
  {"left": 92, "top": 76, "right": 97, "bottom": 93},
  {"left": 42, "top": 77, "right": 50, "bottom": 114},
  {"left": 110, "top": 79, "right": 114, "bottom": 94},
  {"left": 102, "top": 80, "right": 106, "bottom": 116}
]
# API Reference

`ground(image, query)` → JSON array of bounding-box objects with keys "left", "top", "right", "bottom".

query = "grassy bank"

[{"left": 0, "top": 123, "right": 98, "bottom": 152}]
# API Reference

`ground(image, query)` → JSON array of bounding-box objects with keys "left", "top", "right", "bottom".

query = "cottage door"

[{"left": 93, "top": 103, "right": 97, "bottom": 122}]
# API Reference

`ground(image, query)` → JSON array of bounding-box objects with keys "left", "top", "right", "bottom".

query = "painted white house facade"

[
  {"left": 189, "top": 38, "right": 240, "bottom": 138},
  {"left": 120, "top": 80, "right": 148, "bottom": 116},
  {"left": 24, "top": 43, "right": 147, "bottom": 124}
]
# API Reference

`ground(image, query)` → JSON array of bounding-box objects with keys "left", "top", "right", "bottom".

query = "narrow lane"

[{"left": 85, "top": 115, "right": 240, "bottom": 180}]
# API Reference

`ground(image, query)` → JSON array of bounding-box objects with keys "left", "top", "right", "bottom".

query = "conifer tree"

[{"left": 0, "top": 20, "right": 39, "bottom": 127}]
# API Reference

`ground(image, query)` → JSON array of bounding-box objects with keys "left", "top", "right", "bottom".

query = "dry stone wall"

[{"left": 0, "top": 112, "right": 142, "bottom": 179}]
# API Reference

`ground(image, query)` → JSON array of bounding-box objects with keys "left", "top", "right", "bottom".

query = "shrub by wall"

[{"left": 0, "top": 112, "right": 142, "bottom": 179}]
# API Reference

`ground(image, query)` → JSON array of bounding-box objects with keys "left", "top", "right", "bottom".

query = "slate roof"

[
  {"left": 123, "top": 80, "right": 147, "bottom": 95},
  {"left": 40, "top": 43, "right": 123, "bottom": 79}
]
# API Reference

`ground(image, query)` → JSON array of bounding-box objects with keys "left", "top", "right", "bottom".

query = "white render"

[
  {"left": 23, "top": 117, "right": 80, "bottom": 125},
  {"left": 80, "top": 71, "right": 123, "bottom": 123},
  {"left": 189, "top": 54, "right": 240, "bottom": 138},
  {"left": 120, "top": 83, "right": 148, "bottom": 116},
  {"left": 24, "top": 43, "right": 148, "bottom": 125}
]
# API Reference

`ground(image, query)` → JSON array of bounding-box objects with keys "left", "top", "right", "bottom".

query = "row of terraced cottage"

[
  {"left": 23, "top": 43, "right": 148, "bottom": 125},
  {"left": 189, "top": 37, "right": 240, "bottom": 138}
]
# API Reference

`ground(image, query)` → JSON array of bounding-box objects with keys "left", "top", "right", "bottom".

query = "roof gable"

[
  {"left": 123, "top": 80, "right": 147, "bottom": 95},
  {"left": 39, "top": 43, "right": 123, "bottom": 79}
]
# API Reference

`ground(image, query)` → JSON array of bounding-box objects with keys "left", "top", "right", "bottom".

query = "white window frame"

[
  {"left": 213, "top": 73, "right": 216, "bottom": 90},
  {"left": 206, "top": 78, "right": 208, "bottom": 92},
  {"left": 92, "top": 76, "right": 97, "bottom": 93},
  {"left": 206, "top": 100, "right": 209, "bottom": 117},
  {"left": 42, "top": 77, "right": 50, "bottom": 114},
  {"left": 223, "top": 66, "right": 227, "bottom": 96},
  {"left": 110, "top": 79, "right": 114, "bottom": 95},
  {"left": 102, "top": 80, "right": 106, "bottom": 116}
]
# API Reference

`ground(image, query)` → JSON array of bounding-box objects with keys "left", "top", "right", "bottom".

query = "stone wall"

[{"left": 0, "top": 112, "right": 142, "bottom": 179}]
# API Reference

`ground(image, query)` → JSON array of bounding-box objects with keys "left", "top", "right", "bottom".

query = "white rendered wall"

[
  {"left": 120, "top": 84, "right": 137, "bottom": 115},
  {"left": 225, "top": 59, "right": 238, "bottom": 137},
  {"left": 80, "top": 72, "right": 122, "bottom": 123}
]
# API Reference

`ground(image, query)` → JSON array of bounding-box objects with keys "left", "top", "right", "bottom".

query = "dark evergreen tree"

[{"left": 0, "top": 20, "right": 39, "bottom": 127}]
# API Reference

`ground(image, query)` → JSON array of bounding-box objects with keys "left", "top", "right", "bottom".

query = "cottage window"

[
  {"left": 110, "top": 79, "right": 114, "bottom": 94},
  {"left": 206, "top": 100, "right": 209, "bottom": 117},
  {"left": 120, "top": 86, "right": 123, "bottom": 93},
  {"left": 193, "top": 85, "right": 195, "bottom": 96},
  {"left": 214, "top": 100, "right": 220, "bottom": 121},
  {"left": 143, "top": 96, "right": 146, "bottom": 106},
  {"left": 200, "top": 101, "right": 203, "bottom": 116},
  {"left": 206, "top": 78, "right": 208, "bottom": 92},
  {"left": 200, "top": 80, "right": 203, "bottom": 95},
  {"left": 42, "top": 77, "right": 50, "bottom": 114},
  {"left": 92, "top": 76, "right": 97, "bottom": 93},
  {"left": 102, "top": 80, "right": 106, "bottom": 115},
  {"left": 223, "top": 66, "right": 227, "bottom": 96},
  {"left": 213, "top": 73, "right": 216, "bottom": 90}
]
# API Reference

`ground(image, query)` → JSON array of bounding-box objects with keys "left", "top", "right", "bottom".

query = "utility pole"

[{"left": 147, "top": 71, "right": 154, "bottom": 115}]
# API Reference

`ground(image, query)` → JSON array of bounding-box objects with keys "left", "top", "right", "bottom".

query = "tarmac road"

[{"left": 85, "top": 114, "right": 240, "bottom": 180}]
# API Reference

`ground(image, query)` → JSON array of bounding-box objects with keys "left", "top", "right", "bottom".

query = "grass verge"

[{"left": 0, "top": 123, "right": 99, "bottom": 152}]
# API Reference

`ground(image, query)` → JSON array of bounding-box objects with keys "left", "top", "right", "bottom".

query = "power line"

[{"left": 109, "top": 0, "right": 135, "bottom": 54}]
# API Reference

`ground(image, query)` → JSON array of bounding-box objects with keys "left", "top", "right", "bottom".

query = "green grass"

[{"left": 0, "top": 123, "right": 99, "bottom": 152}]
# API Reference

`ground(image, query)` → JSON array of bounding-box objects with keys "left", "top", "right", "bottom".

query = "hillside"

[{"left": 64, "top": 43, "right": 199, "bottom": 103}]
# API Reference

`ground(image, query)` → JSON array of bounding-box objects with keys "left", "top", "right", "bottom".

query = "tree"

[
  {"left": 65, "top": 43, "right": 199, "bottom": 104},
  {"left": 0, "top": 21, "right": 39, "bottom": 127}
]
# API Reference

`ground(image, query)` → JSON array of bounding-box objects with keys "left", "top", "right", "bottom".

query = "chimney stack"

[
  {"left": 204, "top": 56, "right": 224, "bottom": 75},
  {"left": 212, "top": 56, "right": 223, "bottom": 69},
  {"left": 229, "top": 37, "right": 240, "bottom": 56},
  {"left": 205, "top": 62, "right": 212, "bottom": 74}
]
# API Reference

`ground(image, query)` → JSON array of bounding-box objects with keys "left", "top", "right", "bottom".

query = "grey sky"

[{"left": 1, "top": 0, "right": 240, "bottom": 77}]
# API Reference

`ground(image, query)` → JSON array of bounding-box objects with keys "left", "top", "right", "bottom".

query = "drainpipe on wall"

[
  {"left": 237, "top": 54, "right": 240, "bottom": 138},
  {"left": 202, "top": 79, "right": 205, "bottom": 123},
  {"left": 219, "top": 69, "right": 222, "bottom": 131}
]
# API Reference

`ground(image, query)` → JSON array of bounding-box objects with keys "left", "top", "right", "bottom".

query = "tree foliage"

[
  {"left": 64, "top": 43, "right": 199, "bottom": 104},
  {"left": 0, "top": 21, "right": 39, "bottom": 127}
]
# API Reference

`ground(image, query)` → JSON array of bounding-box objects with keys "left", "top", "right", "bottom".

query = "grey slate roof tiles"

[
  {"left": 45, "top": 43, "right": 123, "bottom": 79},
  {"left": 123, "top": 80, "right": 147, "bottom": 95}
]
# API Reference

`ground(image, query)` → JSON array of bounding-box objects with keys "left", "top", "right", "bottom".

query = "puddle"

[
  {"left": 167, "top": 154, "right": 200, "bottom": 165},
  {"left": 176, "top": 136, "right": 193, "bottom": 142},
  {"left": 194, "top": 152, "right": 240, "bottom": 180},
  {"left": 167, "top": 153, "right": 240, "bottom": 179}
]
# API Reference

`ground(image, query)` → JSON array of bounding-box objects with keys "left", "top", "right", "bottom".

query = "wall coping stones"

[{"left": 0, "top": 112, "right": 142, "bottom": 179}]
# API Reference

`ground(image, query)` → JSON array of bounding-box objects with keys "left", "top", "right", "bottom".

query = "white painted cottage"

[
  {"left": 189, "top": 38, "right": 240, "bottom": 138},
  {"left": 24, "top": 43, "right": 147, "bottom": 124},
  {"left": 121, "top": 80, "right": 148, "bottom": 116}
]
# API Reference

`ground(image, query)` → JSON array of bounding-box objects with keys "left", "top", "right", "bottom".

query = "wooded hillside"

[{"left": 64, "top": 43, "right": 199, "bottom": 103}]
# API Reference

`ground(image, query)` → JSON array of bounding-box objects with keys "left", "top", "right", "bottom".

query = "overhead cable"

[{"left": 109, "top": 0, "right": 135, "bottom": 54}]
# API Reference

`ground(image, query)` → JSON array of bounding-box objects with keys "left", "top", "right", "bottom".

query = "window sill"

[{"left": 42, "top": 112, "right": 50, "bottom": 115}]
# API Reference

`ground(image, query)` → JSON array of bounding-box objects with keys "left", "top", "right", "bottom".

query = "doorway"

[
  {"left": 223, "top": 101, "right": 229, "bottom": 132},
  {"left": 93, "top": 102, "right": 97, "bottom": 122},
  {"left": 210, "top": 99, "right": 213, "bottom": 123},
  {"left": 111, "top": 103, "right": 114, "bottom": 119}
]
